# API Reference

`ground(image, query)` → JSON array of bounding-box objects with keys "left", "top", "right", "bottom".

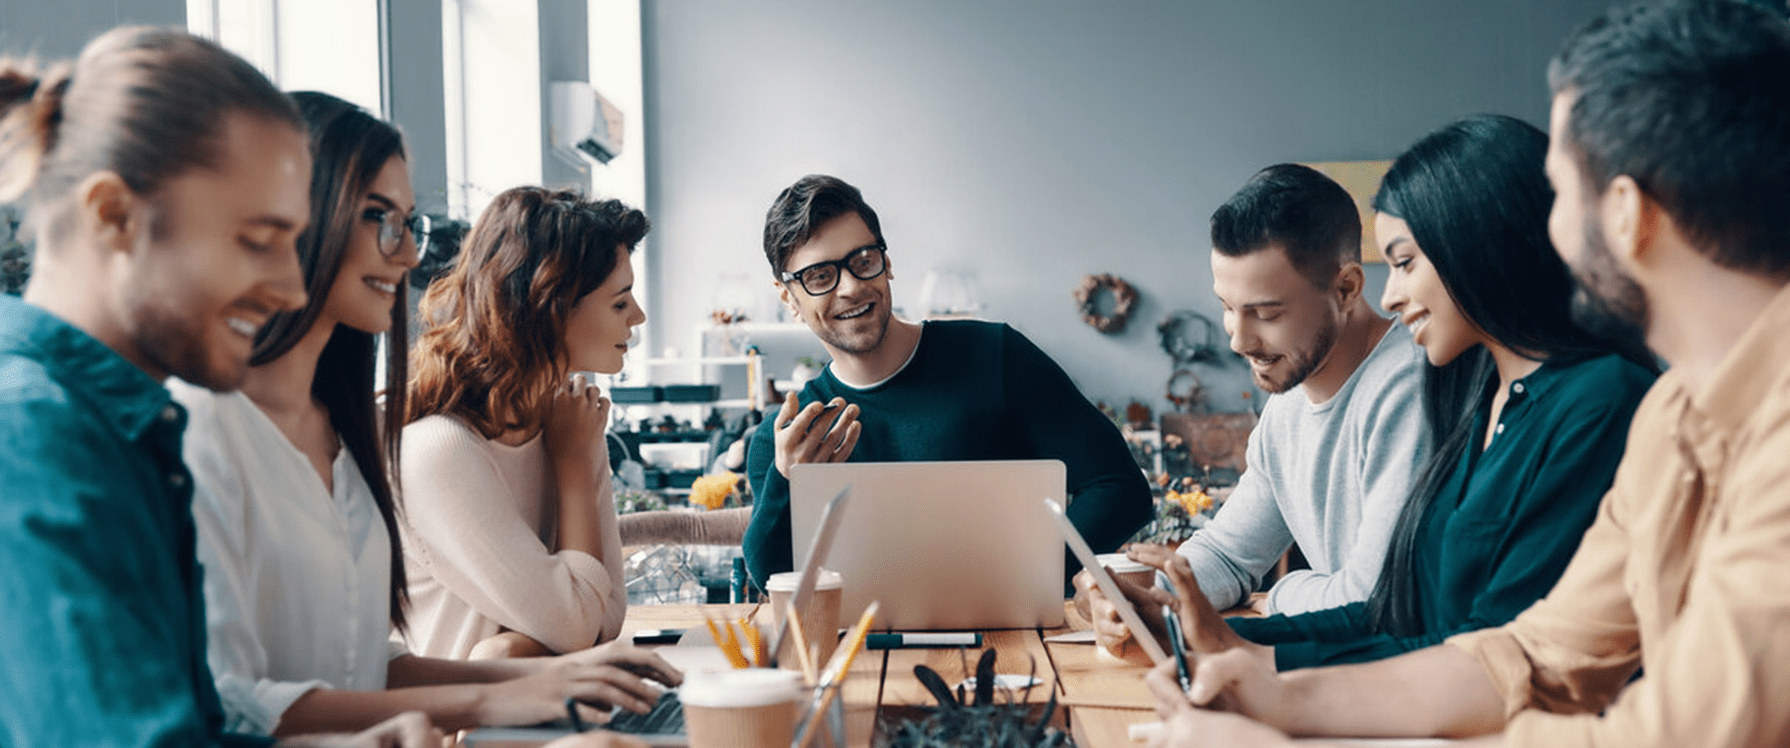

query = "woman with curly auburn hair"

[{"left": 402, "top": 186, "right": 651, "bottom": 661}]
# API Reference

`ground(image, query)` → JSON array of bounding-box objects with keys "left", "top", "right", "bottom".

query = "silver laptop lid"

[{"left": 790, "top": 460, "right": 1067, "bottom": 631}]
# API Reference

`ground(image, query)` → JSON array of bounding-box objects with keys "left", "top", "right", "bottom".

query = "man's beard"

[
  {"left": 1567, "top": 217, "right": 1651, "bottom": 353},
  {"left": 1252, "top": 315, "right": 1340, "bottom": 394},
  {"left": 815, "top": 301, "right": 892, "bottom": 355}
]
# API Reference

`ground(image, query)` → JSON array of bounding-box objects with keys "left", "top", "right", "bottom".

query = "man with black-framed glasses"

[{"left": 740, "top": 173, "right": 1153, "bottom": 589}]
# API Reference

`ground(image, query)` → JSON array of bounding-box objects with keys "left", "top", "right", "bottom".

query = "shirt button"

[
  {"left": 159, "top": 406, "right": 179, "bottom": 424},
  {"left": 168, "top": 473, "right": 187, "bottom": 489},
  {"left": 1496, "top": 423, "right": 1506, "bottom": 435},
  {"left": 1513, "top": 382, "right": 1525, "bottom": 394}
]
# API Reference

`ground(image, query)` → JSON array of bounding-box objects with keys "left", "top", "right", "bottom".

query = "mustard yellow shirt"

[{"left": 1448, "top": 283, "right": 1790, "bottom": 747}]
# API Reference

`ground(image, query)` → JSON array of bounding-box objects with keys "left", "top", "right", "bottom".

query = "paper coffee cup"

[
  {"left": 1097, "top": 553, "right": 1157, "bottom": 590},
  {"left": 765, "top": 569, "right": 843, "bottom": 671},
  {"left": 680, "top": 668, "right": 803, "bottom": 748},
  {"left": 1093, "top": 554, "right": 1156, "bottom": 663}
]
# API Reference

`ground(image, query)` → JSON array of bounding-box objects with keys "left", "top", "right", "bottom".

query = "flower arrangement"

[
  {"left": 1131, "top": 472, "right": 1224, "bottom": 546},
  {"left": 687, "top": 471, "right": 742, "bottom": 511},
  {"left": 1165, "top": 477, "right": 1214, "bottom": 515}
]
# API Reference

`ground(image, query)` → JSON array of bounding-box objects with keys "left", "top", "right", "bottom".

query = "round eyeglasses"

[
  {"left": 367, "top": 207, "right": 431, "bottom": 258},
  {"left": 780, "top": 244, "right": 887, "bottom": 296}
]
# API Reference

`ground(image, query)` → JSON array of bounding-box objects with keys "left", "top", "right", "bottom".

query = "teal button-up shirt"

[
  {"left": 0, "top": 295, "right": 269, "bottom": 747},
  {"left": 1229, "top": 353, "right": 1656, "bottom": 670}
]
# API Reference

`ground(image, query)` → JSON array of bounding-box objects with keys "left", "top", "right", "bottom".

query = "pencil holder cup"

[
  {"left": 680, "top": 668, "right": 803, "bottom": 748},
  {"left": 765, "top": 569, "right": 843, "bottom": 671}
]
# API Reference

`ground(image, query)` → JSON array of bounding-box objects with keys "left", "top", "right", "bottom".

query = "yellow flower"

[
  {"left": 1189, "top": 489, "right": 1213, "bottom": 513},
  {"left": 689, "top": 471, "right": 741, "bottom": 510},
  {"left": 1167, "top": 488, "right": 1213, "bottom": 515}
]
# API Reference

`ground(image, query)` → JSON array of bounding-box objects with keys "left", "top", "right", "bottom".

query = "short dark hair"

[
  {"left": 762, "top": 174, "right": 885, "bottom": 277},
  {"left": 1550, "top": 0, "right": 1790, "bottom": 279},
  {"left": 1209, "top": 163, "right": 1361, "bottom": 289}
]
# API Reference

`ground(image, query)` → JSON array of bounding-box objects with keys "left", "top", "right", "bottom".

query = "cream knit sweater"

[{"left": 397, "top": 415, "right": 627, "bottom": 658}]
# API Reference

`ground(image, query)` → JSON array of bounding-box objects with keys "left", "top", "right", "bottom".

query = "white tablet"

[{"left": 1043, "top": 497, "right": 1169, "bottom": 665}]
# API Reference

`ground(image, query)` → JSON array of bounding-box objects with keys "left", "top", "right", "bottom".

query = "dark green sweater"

[
  {"left": 743, "top": 320, "right": 1153, "bottom": 588},
  {"left": 1229, "top": 354, "right": 1655, "bottom": 670}
]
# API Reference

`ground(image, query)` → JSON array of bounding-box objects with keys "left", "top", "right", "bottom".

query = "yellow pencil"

[
  {"left": 797, "top": 601, "right": 879, "bottom": 748},
  {"left": 786, "top": 608, "right": 818, "bottom": 685},
  {"left": 702, "top": 612, "right": 750, "bottom": 669},
  {"left": 738, "top": 616, "right": 762, "bottom": 667}
]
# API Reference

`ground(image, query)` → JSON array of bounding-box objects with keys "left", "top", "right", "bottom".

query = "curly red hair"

[{"left": 408, "top": 187, "right": 649, "bottom": 437}]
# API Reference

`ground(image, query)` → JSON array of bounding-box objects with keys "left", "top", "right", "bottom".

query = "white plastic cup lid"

[
  {"left": 1096, "top": 553, "right": 1152, "bottom": 575},
  {"left": 765, "top": 569, "right": 842, "bottom": 592},
  {"left": 679, "top": 668, "right": 805, "bottom": 708}
]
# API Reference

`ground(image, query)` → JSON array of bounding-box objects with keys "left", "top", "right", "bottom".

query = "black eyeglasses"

[
  {"left": 365, "top": 207, "right": 431, "bottom": 258},
  {"left": 780, "top": 245, "right": 887, "bottom": 296}
]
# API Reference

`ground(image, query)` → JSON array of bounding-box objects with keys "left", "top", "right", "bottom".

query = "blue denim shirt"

[{"left": 0, "top": 295, "right": 269, "bottom": 747}]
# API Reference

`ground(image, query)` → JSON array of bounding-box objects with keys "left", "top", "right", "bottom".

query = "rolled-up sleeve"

[{"left": 1453, "top": 397, "right": 1790, "bottom": 740}]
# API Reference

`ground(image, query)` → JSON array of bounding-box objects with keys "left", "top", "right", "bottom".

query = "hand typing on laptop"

[
  {"left": 480, "top": 641, "right": 683, "bottom": 729},
  {"left": 772, "top": 393, "right": 861, "bottom": 478}
]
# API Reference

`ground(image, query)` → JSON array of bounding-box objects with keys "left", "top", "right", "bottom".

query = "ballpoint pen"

[
  {"left": 1164, "top": 606, "right": 1193, "bottom": 692},
  {"left": 1160, "top": 576, "right": 1194, "bottom": 692}
]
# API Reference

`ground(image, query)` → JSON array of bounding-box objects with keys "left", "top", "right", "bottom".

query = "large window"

[{"left": 187, "top": 0, "right": 385, "bottom": 117}]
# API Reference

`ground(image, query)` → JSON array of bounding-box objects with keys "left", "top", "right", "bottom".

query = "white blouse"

[
  {"left": 398, "top": 415, "right": 627, "bottom": 659},
  {"left": 172, "top": 382, "right": 401, "bottom": 736}
]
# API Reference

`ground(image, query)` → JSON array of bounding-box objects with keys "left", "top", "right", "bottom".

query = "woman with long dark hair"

[
  {"left": 1120, "top": 114, "right": 1656, "bottom": 670},
  {"left": 401, "top": 186, "right": 646, "bottom": 661},
  {"left": 174, "top": 93, "right": 675, "bottom": 739}
]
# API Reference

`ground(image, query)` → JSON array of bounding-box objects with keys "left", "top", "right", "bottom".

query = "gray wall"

[
  {"left": 640, "top": 0, "right": 1614, "bottom": 415},
  {"left": 0, "top": 0, "right": 183, "bottom": 59}
]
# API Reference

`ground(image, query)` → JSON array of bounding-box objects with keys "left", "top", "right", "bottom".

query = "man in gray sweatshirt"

[
  {"left": 1179, "top": 163, "right": 1430, "bottom": 615},
  {"left": 1080, "top": 164, "right": 1429, "bottom": 619}
]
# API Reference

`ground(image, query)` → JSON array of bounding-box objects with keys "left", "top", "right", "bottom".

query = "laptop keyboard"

[{"left": 607, "top": 690, "right": 684, "bottom": 735}]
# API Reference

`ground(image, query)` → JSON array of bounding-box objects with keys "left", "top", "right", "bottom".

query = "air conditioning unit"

[{"left": 549, "top": 81, "right": 624, "bottom": 164}]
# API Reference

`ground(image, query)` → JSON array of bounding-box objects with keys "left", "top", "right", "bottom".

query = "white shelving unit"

[{"left": 607, "top": 321, "right": 827, "bottom": 425}]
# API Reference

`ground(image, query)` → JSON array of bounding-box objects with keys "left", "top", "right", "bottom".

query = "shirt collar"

[
  {"left": 1502, "top": 356, "right": 1578, "bottom": 405},
  {"left": 0, "top": 295, "right": 178, "bottom": 441},
  {"left": 1694, "top": 283, "right": 1790, "bottom": 431}
]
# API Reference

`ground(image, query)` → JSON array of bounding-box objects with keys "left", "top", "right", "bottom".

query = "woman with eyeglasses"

[
  {"left": 173, "top": 93, "right": 676, "bottom": 739},
  {"left": 400, "top": 186, "right": 650, "bottom": 662}
]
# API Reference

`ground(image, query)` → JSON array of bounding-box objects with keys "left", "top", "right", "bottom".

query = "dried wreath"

[{"left": 1073, "top": 273, "right": 1137, "bottom": 334}]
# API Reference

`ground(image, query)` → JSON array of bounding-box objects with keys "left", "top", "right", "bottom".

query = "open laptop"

[{"left": 789, "top": 460, "right": 1067, "bottom": 630}]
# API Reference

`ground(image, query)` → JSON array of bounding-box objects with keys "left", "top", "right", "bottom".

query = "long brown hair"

[
  {"left": 253, "top": 91, "right": 411, "bottom": 631},
  {"left": 0, "top": 27, "right": 301, "bottom": 236},
  {"left": 408, "top": 187, "right": 648, "bottom": 437}
]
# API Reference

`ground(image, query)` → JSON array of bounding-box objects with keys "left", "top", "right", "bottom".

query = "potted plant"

[{"left": 879, "top": 648, "right": 1073, "bottom": 747}]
